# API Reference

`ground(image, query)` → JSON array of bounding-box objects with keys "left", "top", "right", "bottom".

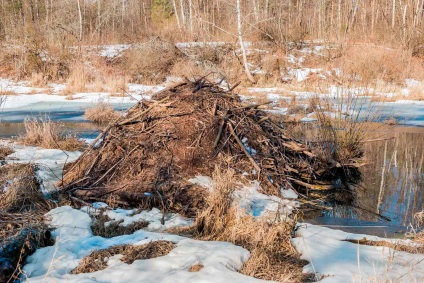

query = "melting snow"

[
  {"left": 293, "top": 224, "right": 424, "bottom": 282},
  {"left": 22, "top": 206, "right": 265, "bottom": 283}
]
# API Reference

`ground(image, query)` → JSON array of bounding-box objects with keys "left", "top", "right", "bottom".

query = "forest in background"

[{"left": 1, "top": 0, "right": 424, "bottom": 51}]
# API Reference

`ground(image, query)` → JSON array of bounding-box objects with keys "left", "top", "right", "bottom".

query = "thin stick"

[
  {"left": 228, "top": 123, "right": 261, "bottom": 173},
  {"left": 119, "top": 96, "right": 170, "bottom": 126}
]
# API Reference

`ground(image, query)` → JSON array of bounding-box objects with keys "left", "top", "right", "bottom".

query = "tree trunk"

[
  {"left": 77, "top": 0, "right": 83, "bottom": 41},
  {"left": 172, "top": 0, "right": 181, "bottom": 29},
  {"left": 236, "top": 0, "right": 255, "bottom": 84}
]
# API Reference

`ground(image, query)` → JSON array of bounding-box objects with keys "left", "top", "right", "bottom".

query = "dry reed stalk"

[{"left": 20, "top": 117, "right": 84, "bottom": 151}]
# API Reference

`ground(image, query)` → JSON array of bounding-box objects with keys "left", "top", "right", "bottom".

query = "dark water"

[
  {"left": 0, "top": 122, "right": 102, "bottom": 140},
  {"left": 0, "top": 101, "right": 132, "bottom": 123},
  {"left": 302, "top": 126, "right": 424, "bottom": 236}
]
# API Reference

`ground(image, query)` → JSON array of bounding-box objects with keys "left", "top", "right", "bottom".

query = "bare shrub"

[
  {"left": 90, "top": 211, "right": 148, "bottom": 238},
  {"left": 84, "top": 102, "right": 120, "bottom": 124},
  {"left": 194, "top": 167, "right": 308, "bottom": 282},
  {"left": 121, "top": 37, "right": 182, "bottom": 84},
  {"left": 20, "top": 117, "right": 84, "bottom": 151},
  {"left": 72, "top": 241, "right": 175, "bottom": 274}
]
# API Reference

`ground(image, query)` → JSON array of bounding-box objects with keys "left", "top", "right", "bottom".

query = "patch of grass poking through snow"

[
  {"left": 194, "top": 167, "right": 312, "bottom": 282},
  {"left": 71, "top": 241, "right": 176, "bottom": 274},
  {"left": 90, "top": 210, "right": 149, "bottom": 238},
  {"left": 84, "top": 101, "right": 121, "bottom": 124},
  {"left": 0, "top": 163, "right": 50, "bottom": 213},
  {"left": 0, "top": 145, "right": 14, "bottom": 161},
  {"left": 20, "top": 117, "right": 85, "bottom": 151}
]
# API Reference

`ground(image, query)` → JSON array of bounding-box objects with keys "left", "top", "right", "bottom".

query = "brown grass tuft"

[
  {"left": 71, "top": 241, "right": 176, "bottom": 274},
  {"left": 84, "top": 102, "right": 121, "bottom": 124},
  {"left": 0, "top": 164, "right": 50, "bottom": 213},
  {"left": 90, "top": 210, "right": 149, "bottom": 238},
  {"left": 0, "top": 145, "right": 14, "bottom": 160},
  {"left": 194, "top": 167, "right": 309, "bottom": 282},
  {"left": 20, "top": 117, "right": 84, "bottom": 151},
  {"left": 189, "top": 264, "right": 204, "bottom": 272}
]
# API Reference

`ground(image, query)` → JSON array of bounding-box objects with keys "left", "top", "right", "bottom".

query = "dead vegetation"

[
  {"left": 84, "top": 102, "right": 121, "bottom": 124},
  {"left": 0, "top": 164, "right": 50, "bottom": 213},
  {"left": 194, "top": 167, "right": 310, "bottom": 282},
  {"left": 121, "top": 37, "right": 183, "bottom": 84},
  {"left": 71, "top": 241, "right": 176, "bottom": 274},
  {"left": 59, "top": 80, "right": 358, "bottom": 217},
  {"left": 0, "top": 145, "right": 14, "bottom": 161},
  {"left": 90, "top": 210, "right": 149, "bottom": 238},
  {"left": 0, "top": 163, "right": 54, "bottom": 282},
  {"left": 20, "top": 117, "right": 85, "bottom": 151}
]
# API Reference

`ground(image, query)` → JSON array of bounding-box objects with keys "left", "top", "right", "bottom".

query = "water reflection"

[
  {"left": 348, "top": 128, "right": 424, "bottom": 226},
  {"left": 291, "top": 123, "right": 424, "bottom": 226}
]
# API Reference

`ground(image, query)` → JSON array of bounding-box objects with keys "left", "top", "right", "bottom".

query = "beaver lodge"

[{"left": 59, "top": 79, "right": 358, "bottom": 216}]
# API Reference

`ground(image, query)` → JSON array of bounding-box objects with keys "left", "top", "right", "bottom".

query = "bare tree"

[{"left": 236, "top": 0, "right": 255, "bottom": 84}]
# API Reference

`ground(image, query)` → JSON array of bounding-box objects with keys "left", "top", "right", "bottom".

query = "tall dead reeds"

[{"left": 20, "top": 117, "right": 84, "bottom": 151}]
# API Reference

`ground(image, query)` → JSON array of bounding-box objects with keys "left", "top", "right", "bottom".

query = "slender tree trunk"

[
  {"left": 97, "top": 0, "right": 101, "bottom": 35},
  {"left": 172, "top": 0, "right": 181, "bottom": 29},
  {"left": 180, "top": 0, "right": 186, "bottom": 29},
  {"left": 236, "top": 0, "right": 255, "bottom": 84},
  {"left": 77, "top": 0, "right": 83, "bottom": 41},
  {"left": 392, "top": 0, "right": 396, "bottom": 29}
]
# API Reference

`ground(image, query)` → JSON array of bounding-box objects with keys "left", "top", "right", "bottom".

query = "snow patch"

[{"left": 23, "top": 206, "right": 263, "bottom": 283}]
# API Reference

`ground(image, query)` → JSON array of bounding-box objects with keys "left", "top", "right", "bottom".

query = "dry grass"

[
  {"left": 307, "top": 93, "right": 378, "bottom": 166},
  {"left": 189, "top": 264, "right": 204, "bottom": 272},
  {"left": 0, "top": 145, "right": 14, "bottom": 160},
  {"left": 63, "top": 61, "right": 92, "bottom": 94},
  {"left": 107, "top": 76, "right": 129, "bottom": 95},
  {"left": 20, "top": 117, "right": 84, "bottom": 151},
  {"left": 84, "top": 102, "right": 121, "bottom": 124},
  {"left": 121, "top": 37, "right": 182, "bottom": 84},
  {"left": 0, "top": 164, "right": 50, "bottom": 213},
  {"left": 0, "top": 88, "right": 16, "bottom": 95},
  {"left": 71, "top": 241, "right": 176, "bottom": 274},
  {"left": 406, "top": 211, "right": 424, "bottom": 245},
  {"left": 194, "top": 167, "right": 309, "bottom": 282},
  {"left": 333, "top": 45, "right": 418, "bottom": 85},
  {"left": 90, "top": 210, "right": 149, "bottom": 238}
]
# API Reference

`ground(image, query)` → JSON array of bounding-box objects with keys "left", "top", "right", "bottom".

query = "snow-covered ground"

[
  {"left": 23, "top": 205, "right": 263, "bottom": 283},
  {"left": 0, "top": 77, "right": 164, "bottom": 110},
  {"left": 294, "top": 224, "right": 424, "bottom": 282},
  {"left": 1, "top": 140, "right": 81, "bottom": 193}
]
